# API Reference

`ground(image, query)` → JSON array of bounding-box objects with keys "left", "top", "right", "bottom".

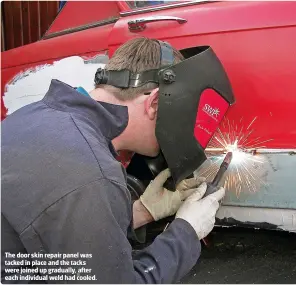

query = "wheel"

[
  {"left": 126, "top": 174, "right": 147, "bottom": 245},
  {"left": 126, "top": 174, "right": 146, "bottom": 202}
]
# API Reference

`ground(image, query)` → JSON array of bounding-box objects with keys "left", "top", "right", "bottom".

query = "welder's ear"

[{"left": 144, "top": 88, "right": 159, "bottom": 120}]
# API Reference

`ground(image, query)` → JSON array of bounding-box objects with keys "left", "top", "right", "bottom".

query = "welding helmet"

[{"left": 94, "top": 41, "right": 235, "bottom": 187}]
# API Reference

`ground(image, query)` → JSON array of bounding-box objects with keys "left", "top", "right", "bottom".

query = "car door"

[{"left": 111, "top": 1, "right": 296, "bottom": 231}]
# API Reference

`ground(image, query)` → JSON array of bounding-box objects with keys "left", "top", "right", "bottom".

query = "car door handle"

[{"left": 128, "top": 16, "right": 187, "bottom": 32}]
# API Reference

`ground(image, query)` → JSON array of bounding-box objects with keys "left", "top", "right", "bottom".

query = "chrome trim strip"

[
  {"left": 42, "top": 17, "right": 119, "bottom": 40},
  {"left": 120, "top": 1, "right": 212, "bottom": 17},
  {"left": 206, "top": 148, "right": 296, "bottom": 154},
  {"left": 249, "top": 148, "right": 296, "bottom": 154}
]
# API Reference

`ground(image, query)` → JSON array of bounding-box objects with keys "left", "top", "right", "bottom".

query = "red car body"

[{"left": 2, "top": 1, "right": 296, "bottom": 232}]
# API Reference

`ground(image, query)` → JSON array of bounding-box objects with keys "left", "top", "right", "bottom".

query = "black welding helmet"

[{"left": 94, "top": 41, "right": 235, "bottom": 187}]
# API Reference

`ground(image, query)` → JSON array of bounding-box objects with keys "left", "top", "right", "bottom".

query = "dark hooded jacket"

[{"left": 1, "top": 80, "right": 201, "bottom": 283}]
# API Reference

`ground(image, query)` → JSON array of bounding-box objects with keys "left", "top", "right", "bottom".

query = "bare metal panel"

[{"left": 195, "top": 151, "right": 296, "bottom": 209}]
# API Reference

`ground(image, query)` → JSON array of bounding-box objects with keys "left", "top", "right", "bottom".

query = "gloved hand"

[
  {"left": 175, "top": 182, "right": 225, "bottom": 240},
  {"left": 139, "top": 169, "right": 205, "bottom": 221}
]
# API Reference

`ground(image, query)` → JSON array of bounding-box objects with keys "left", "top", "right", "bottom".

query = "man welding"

[{"left": 2, "top": 38, "right": 234, "bottom": 283}]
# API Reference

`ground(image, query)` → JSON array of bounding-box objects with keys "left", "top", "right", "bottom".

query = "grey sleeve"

[
  {"left": 133, "top": 218, "right": 201, "bottom": 283},
  {"left": 33, "top": 179, "right": 201, "bottom": 284}
]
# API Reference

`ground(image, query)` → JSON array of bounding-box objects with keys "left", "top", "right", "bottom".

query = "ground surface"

[
  {"left": 135, "top": 225, "right": 296, "bottom": 284},
  {"left": 179, "top": 227, "right": 296, "bottom": 284}
]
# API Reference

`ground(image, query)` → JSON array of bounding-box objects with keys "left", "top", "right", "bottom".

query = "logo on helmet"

[{"left": 202, "top": 104, "right": 220, "bottom": 121}]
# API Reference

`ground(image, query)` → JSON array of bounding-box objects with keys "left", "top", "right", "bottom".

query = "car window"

[{"left": 126, "top": 1, "right": 179, "bottom": 9}]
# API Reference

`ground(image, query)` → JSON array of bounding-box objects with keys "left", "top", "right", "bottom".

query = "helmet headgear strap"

[{"left": 94, "top": 40, "right": 174, "bottom": 89}]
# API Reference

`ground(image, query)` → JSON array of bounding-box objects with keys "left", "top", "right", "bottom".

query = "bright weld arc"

[{"left": 200, "top": 117, "right": 273, "bottom": 197}]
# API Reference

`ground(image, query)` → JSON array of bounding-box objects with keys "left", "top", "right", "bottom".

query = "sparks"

[{"left": 197, "top": 117, "right": 273, "bottom": 197}]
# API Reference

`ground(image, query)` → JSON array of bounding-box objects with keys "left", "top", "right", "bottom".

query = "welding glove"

[
  {"left": 140, "top": 169, "right": 205, "bottom": 221},
  {"left": 175, "top": 182, "right": 225, "bottom": 240}
]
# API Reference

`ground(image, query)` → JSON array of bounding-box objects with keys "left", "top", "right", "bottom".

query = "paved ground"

[
  {"left": 134, "top": 225, "right": 296, "bottom": 284},
  {"left": 179, "top": 227, "right": 296, "bottom": 284}
]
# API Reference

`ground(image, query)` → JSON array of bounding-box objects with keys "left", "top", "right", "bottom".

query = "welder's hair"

[{"left": 96, "top": 37, "right": 184, "bottom": 101}]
